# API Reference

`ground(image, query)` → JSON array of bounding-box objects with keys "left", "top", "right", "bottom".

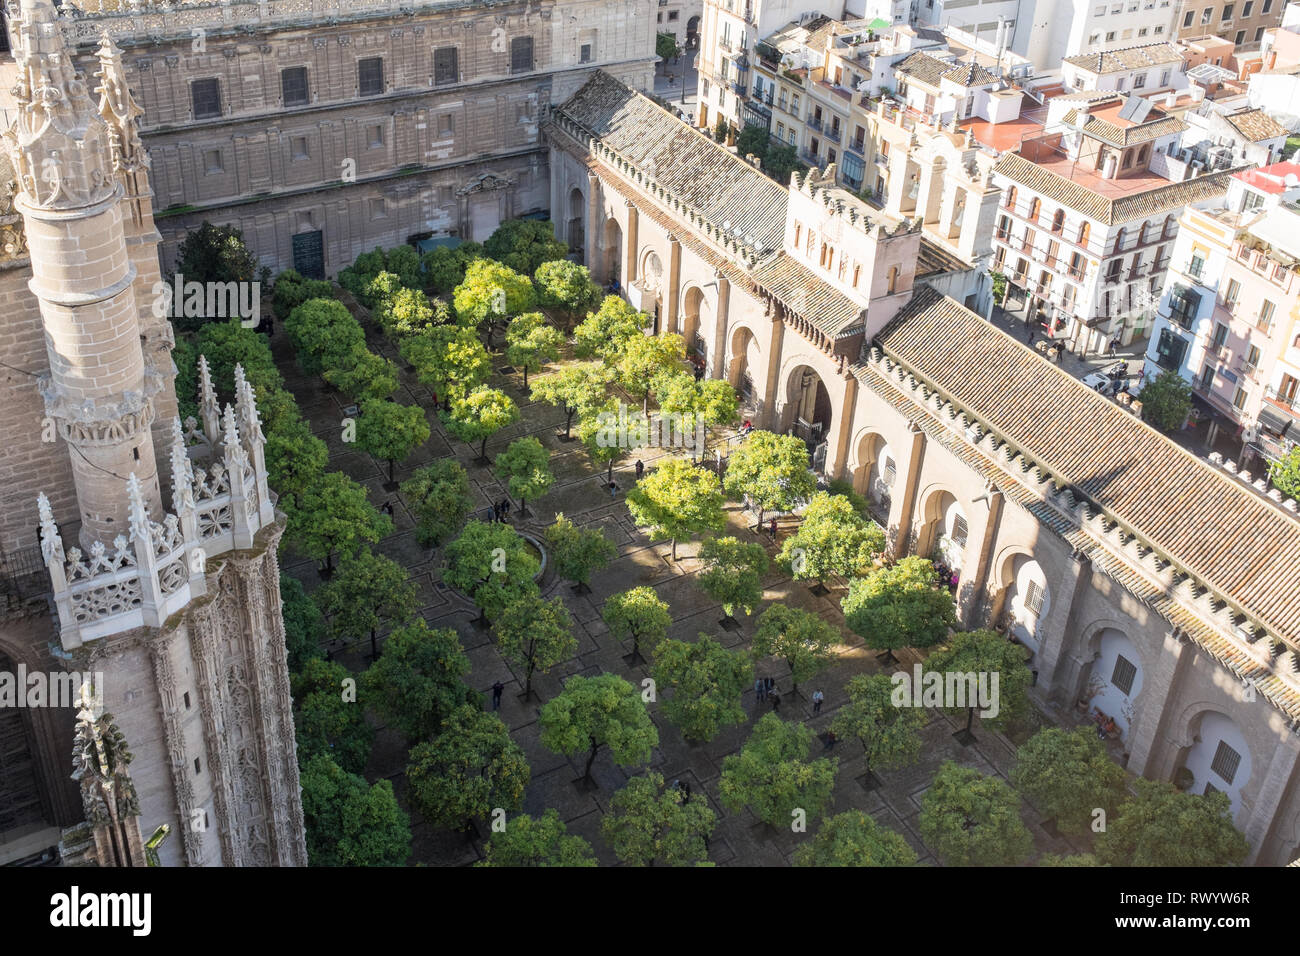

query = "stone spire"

[
  {"left": 3, "top": 0, "right": 117, "bottom": 212},
  {"left": 71, "top": 683, "right": 147, "bottom": 867},
  {"left": 93, "top": 33, "right": 148, "bottom": 182}
]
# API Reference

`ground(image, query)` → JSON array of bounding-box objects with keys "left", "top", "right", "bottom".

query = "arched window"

[
  {"left": 887, "top": 265, "right": 899, "bottom": 294},
  {"left": 852, "top": 263, "right": 861, "bottom": 287},
  {"left": 1004, "top": 186, "right": 1017, "bottom": 211},
  {"left": 1137, "top": 221, "right": 1148, "bottom": 245},
  {"left": 1162, "top": 214, "right": 1175, "bottom": 238},
  {"left": 806, "top": 229, "right": 816, "bottom": 256},
  {"left": 1114, "top": 228, "right": 1126, "bottom": 254},
  {"left": 1078, "top": 221, "right": 1091, "bottom": 246},
  {"left": 793, "top": 223, "right": 802, "bottom": 248},
  {"left": 1051, "top": 208, "right": 1065, "bottom": 233},
  {"left": 1029, "top": 197, "right": 1042, "bottom": 222}
]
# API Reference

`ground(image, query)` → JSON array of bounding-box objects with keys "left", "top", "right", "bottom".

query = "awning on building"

[{"left": 1257, "top": 402, "right": 1294, "bottom": 440}]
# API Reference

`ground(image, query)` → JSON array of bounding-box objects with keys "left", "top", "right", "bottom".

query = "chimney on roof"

[{"left": 1165, "top": 89, "right": 1177, "bottom": 107}]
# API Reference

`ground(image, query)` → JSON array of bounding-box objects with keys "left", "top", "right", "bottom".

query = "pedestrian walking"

[
  {"left": 608, "top": 480, "right": 617, "bottom": 498},
  {"left": 754, "top": 677, "right": 765, "bottom": 702},
  {"left": 770, "top": 692, "right": 781, "bottom": 712},
  {"left": 1108, "top": 337, "right": 1119, "bottom": 356},
  {"left": 812, "top": 689, "right": 824, "bottom": 715},
  {"left": 380, "top": 500, "right": 394, "bottom": 517},
  {"left": 681, "top": 781, "right": 692, "bottom": 804},
  {"left": 491, "top": 681, "right": 504, "bottom": 711},
  {"left": 765, "top": 676, "right": 774, "bottom": 695},
  {"left": 823, "top": 730, "right": 837, "bottom": 750},
  {"left": 498, "top": 498, "right": 510, "bottom": 521},
  {"left": 635, "top": 459, "right": 644, "bottom": 480},
  {"left": 1025, "top": 327, "right": 1034, "bottom": 345},
  {"left": 768, "top": 516, "right": 778, "bottom": 541}
]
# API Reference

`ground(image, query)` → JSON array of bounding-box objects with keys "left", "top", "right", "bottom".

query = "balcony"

[
  {"left": 848, "top": 138, "right": 866, "bottom": 156},
  {"left": 1265, "top": 385, "right": 1300, "bottom": 413},
  {"left": 826, "top": 127, "right": 842, "bottom": 143},
  {"left": 1182, "top": 261, "right": 1205, "bottom": 282},
  {"left": 800, "top": 149, "right": 820, "bottom": 165},
  {"left": 873, "top": 152, "right": 888, "bottom": 167},
  {"left": 808, "top": 115, "right": 824, "bottom": 131}
]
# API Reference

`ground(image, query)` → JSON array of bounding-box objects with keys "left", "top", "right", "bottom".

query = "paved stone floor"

[{"left": 271, "top": 315, "right": 1093, "bottom": 866}]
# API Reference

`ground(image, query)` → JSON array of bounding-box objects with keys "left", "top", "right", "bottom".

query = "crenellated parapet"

[{"left": 38, "top": 360, "right": 276, "bottom": 650}]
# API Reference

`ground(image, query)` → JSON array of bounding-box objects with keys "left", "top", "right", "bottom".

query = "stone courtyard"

[{"left": 270, "top": 301, "right": 1091, "bottom": 867}]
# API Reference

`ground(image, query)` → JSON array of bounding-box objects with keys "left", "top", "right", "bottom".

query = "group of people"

[
  {"left": 490, "top": 498, "right": 511, "bottom": 522},
  {"left": 931, "top": 560, "right": 960, "bottom": 594}
]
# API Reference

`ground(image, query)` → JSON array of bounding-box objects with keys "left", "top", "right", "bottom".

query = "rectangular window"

[
  {"left": 1201, "top": 7, "right": 1213, "bottom": 23},
  {"left": 1134, "top": 73, "right": 1146, "bottom": 87},
  {"left": 1222, "top": 3, "right": 1234, "bottom": 19},
  {"left": 950, "top": 514, "right": 969, "bottom": 549},
  {"left": 290, "top": 135, "right": 309, "bottom": 161},
  {"left": 1200, "top": 364, "right": 1216, "bottom": 389},
  {"left": 1211, "top": 740, "right": 1242, "bottom": 784},
  {"left": 368, "top": 123, "right": 385, "bottom": 148},
  {"left": 1259, "top": 299, "right": 1276, "bottom": 330},
  {"left": 1243, "top": 0, "right": 1253, "bottom": 14},
  {"left": 1111, "top": 654, "right": 1137, "bottom": 695},
  {"left": 1263, "top": 0, "right": 1272, "bottom": 11},
  {"left": 203, "top": 148, "right": 224, "bottom": 173},
  {"left": 438, "top": 114, "right": 454, "bottom": 137},
  {"left": 1235, "top": 29, "right": 1246, "bottom": 42},
  {"left": 1246, "top": 344, "right": 1262, "bottom": 368},
  {"left": 359, "top": 57, "right": 384, "bottom": 96},
  {"left": 1184, "top": 10, "right": 1195, "bottom": 25},
  {"left": 281, "top": 67, "right": 308, "bottom": 107},
  {"left": 511, "top": 36, "right": 534, "bottom": 73},
  {"left": 1225, "top": 278, "right": 1241, "bottom": 306},
  {"left": 1212, "top": 322, "right": 1229, "bottom": 348},
  {"left": 580, "top": 43, "right": 593, "bottom": 63},
  {"left": 434, "top": 46, "right": 458, "bottom": 85},
  {"left": 191, "top": 78, "right": 221, "bottom": 119},
  {"left": 1233, "top": 385, "right": 1249, "bottom": 409},
  {"left": 370, "top": 198, "right": 387, "bottom": 220},
  {"left": 1024, "top": 579, "right": 1045, "bottom": 614},
  {"left": 1256, "top": 26, "right": 1266, "bottom": 40}
]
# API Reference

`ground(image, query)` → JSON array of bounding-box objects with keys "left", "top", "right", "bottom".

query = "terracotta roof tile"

[
  {"left": 1062, "top": 41, "right": 1185, "bottom": 74},
  {"left": 1224, "top": 107, "right": 1290, "bottom": 143}
]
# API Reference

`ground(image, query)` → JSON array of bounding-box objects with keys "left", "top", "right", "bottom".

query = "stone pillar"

[
  {"left": 585, "top": 172, "right": 600, "bottom": 269},
  {"left": 887, "top": 422, "right": 926, "bottom": 558},
  {"left": 827, "top": 373, "right": 857, "bottom": 480},
  {"left": 760, "top": 309, "right": 785, "bottom": 430},
  {"left": 710, "top": 271, "right": 730, "bottom": 381},
  {"left": 1126, "top": 630, "right": 1194, "bottom": 776},
  {"left": 915, "top": 158, "right": 944, "bottom": 226},
  {"left": 1243, "top": 732, "right": 1300, "bottom": 863},
  {"left": 664, "top": 233, "right": 682, "bottom": 335},
  {"left": 885, "top": 151, "right": 912, "bottom": 217},
  {"left": 624, "top": 199, "right": 639, "bottom": 285},
  {"left": 957, "top": 485, "right": 1003, "bottom": 627},
  {"left": 1033, "top": 550, "right": 1091, "bottom": 700}
]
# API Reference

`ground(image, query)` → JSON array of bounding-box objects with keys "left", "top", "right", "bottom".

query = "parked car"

[{"left": 1082, "top": 361, "right": 1128, "bottom": 396}]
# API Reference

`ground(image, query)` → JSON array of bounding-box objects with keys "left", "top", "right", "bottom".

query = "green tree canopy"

[
  {"left": 603, "top": 771, "right": 716, "bottom": 867},
  {"left": 280, "top": 572, "right": 324, "bottom": 673},
  {"left": 406, "top": 704, "right": 530, "bottom": 830},
  {"left": 313, "top": 546, "right": 418, "bottom": 660},
  {"left": 400, "top": 458, "right": 472, "bottom": 547},
  {"left": 504, "top": 312, "right": 565, "bottom": 387},
  {"left": 697, "top": 535, "right": 769, "bottom": 618},
  {"left": 577, "top": 398, "right": 628, "bottom": 485},
  {"left": 356, "top": 399, "right": 431, "bottom": 484},
  {"left": 441, "top": 519, "right": 541, "bottom": 623},
  {"left": 265, "top": 415, "right": 328, "bottom": 507},
  {"left": 400, "top": 323, "right": 492, "bottom": 403},
  {"left": 291, "top": 657, "right": 372, "bottom": 775},
  {"left": 476, "top": 809, "right": 597, "bottom": 867},
  {"left": 919, "top": 761, "right": 1033, "bottom": 866},
  {"left": 483, "top": 218, "right": 569, "bottom": 274},
  {"left": 271, "top": 271, "right": 334, "bottom": 320},
  {"left": 923, "top": 628, "right": 1034, "bottom": 735},
  {"left": 421, "top": 242, "right": 484, "bottom": 296},
  {"left": 545, "top": 513, "right": 616, "bottom": 589},
  {"left": 540, "top": 673, "right": 659, "bottom": 785},
  {"left": 654, "top": 374, "right": 740, "bottom": 458},
  {"left": 1010, "top": 726, "right": 1127, "bottom": 836},
  {"left": 193, "top": 319, "right": 280, "bottom": 397},
  {"left": 792, "top": 810, "right": 919, "bottom": 867},
  {"left": 778, "top": 491, "right": 885, "bottom": 588},
  {"left": 285, "top": 471, "right": 393, "bottom": 573},
  {"left": 323, "top": 347, "right": 400, "bottom": 404},
  {"left": 494, "top": 436, "right": 555, "bottom": 514},
  {"left": 719, "top": 712, "right": 837, "bottom": 827},
  {"left": 841, "top": 556, "right": 956, "bottom": 652},
  {"left": 626, "top": 457, "right": 726, "bottom": 559},
  {"left": 441, "top": 386, "right": 520, "bottom": 461},
  {"left": 534, "top": 259, "right": 603, "bottom": 330},
  {"left": 602, "top": 586, "right": 672, "bottom": 662},
  {"left": 652, "top": 635, "right": 754, "bottom": 742},
  {"left": 360, "top": 619, "right": 477, "bottom": 742},
  {"left": 723, "top": 430, "right": 816, "bottom": 530},
  {"left": 1095, "top": 779, "right": 1249, "bottom": 866},
  {"left": 494, "top": 594, "right": 577, "bottom": 699},
  {"left": 452, "top": 258, "right": 537, "bottom": 327},
  {"left": 374, "top": 285, "right": 445, "bottom": 339},
  {"left": 656, "top": 31, "right": 680, "bottom": 62},
  {"left": 530, "top": 362, "right": 611, "bottom": 439},
  {"left": 574, "top": 295, "right": 651, "bottom": 362},
  {"left": 1269, "top": 445, "right": 1300, "bottom": 500},
  {"left": 300, "top": 753, "right": 411, "bottom": 866},
  {"left": 831, "top": 673, "right": 925, "bottom": 777},
  {"left": 174, "top": 221, "right": 258, "bottom": 324},
  {"left": 284, "top": 298, "right": 366, "bottom": 377},
  {"left": 1139, "top": 370, "right": 1193, "bottom": 433},
  {"left": 619, "top": 332, "right": 688, "bottom": 412},
  {"left": 752, "top": 604, "right": 840, "bottom": 698}
]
